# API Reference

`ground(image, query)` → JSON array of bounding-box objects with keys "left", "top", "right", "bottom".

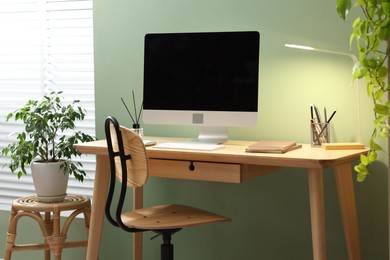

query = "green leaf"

[
  {"left": 360, "top": 154, "right": 370, "bottom": 165},
  {"left": 354, "top": 162, "right": 367, "bottom": 173},
  {"left": 374, "top": 88, "right": 385, "bottom": 100},
  {"left": 374, "top": 103, "right": 389, "bottom": 115},
  {"left": 368, "top": 150, "right": 378, "bottom": 162},
  {"left": 354, "top": 162, "right": 369, "bottom": 182},
  {"left": 353, "top": 62, "right": 368, "bottom": 80},
  {"left": 357, "top": 172, "right": 367, "bottom": 182},
  {"left": 379, "top": 25, "right": 390, "bottom": 40},
  {"left": 382, "top": 1, "right": 390, "bottom": 16},
  {"left": 377, "top": 66, "right": 388, "bottom": 78},
  {"left": 337, "top": 0, "right": 352, "bottom": 20},
  {"left": 370, "top": 139, "right": 383, "bottom": 150}
]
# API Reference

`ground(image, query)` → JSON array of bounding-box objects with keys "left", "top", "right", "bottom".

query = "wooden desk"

[{"left": 75, "top": 138, "right": 368, "bottom": 260}]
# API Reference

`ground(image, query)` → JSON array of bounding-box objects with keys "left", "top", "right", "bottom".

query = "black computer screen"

[{"left": 143, "top": 31, "right": 260, "bottom": 112}]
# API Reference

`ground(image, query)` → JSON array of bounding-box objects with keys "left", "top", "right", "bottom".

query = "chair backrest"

[
  {"left": 104, "top": 116, "right": 148, "bottom": 231},
  {"left": 105, "top": 116, "right": 149, "bottom": 187}
]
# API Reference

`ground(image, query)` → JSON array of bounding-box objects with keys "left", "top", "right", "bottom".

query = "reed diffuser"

[{"left": 121, "top": 90, "right": 143, "bottom": 136}]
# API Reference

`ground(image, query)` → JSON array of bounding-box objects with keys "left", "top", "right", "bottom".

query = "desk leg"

[
  {"left": 308, "top": 168, "right": 327, "bottom": 260},
  {"left": 334, "top": 163, "right": 361, "bottom": 260},
  {"left": 86, "top": 154, "right": 110, "bottom": 260},
  {"left": 133, "top": 187, "right": 143, "bottom": 260}
]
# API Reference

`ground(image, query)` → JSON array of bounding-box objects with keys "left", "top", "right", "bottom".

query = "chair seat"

[{"left": 121, "top": 204, "right": 230, "bottom": 230}]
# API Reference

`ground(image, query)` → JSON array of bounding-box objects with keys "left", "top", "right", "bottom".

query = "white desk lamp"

[{"left": 285, "top": 43, "right": 361, "bottom": 143}]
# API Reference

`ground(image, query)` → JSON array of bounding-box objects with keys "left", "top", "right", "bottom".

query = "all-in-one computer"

[{"left": 143, "top": 31, "right": 260, "bottom": 146}]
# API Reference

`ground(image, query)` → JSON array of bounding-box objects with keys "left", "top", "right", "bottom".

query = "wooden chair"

[{"left": 104, "top": 116, "right": 230, "bottom": 260}]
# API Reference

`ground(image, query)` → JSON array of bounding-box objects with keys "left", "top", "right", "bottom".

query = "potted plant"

[
  {"left": 336, "top": 0, "right": 389, "bottom": 181},
  {"left": 1, "top": 91, "right": 95, "bottom": 202}
]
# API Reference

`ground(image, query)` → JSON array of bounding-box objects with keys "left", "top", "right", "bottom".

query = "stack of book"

[{"left": 246, "top": 141, "right": 302, "bottom": 154}]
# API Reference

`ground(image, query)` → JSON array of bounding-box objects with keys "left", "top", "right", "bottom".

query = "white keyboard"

[{"left": 153, "top": 142, "right": 225, "bottom": 151}]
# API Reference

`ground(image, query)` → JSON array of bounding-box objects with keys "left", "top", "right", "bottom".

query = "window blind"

[{"left": 0, "top": 0, "right": 95, "bottom": 210}]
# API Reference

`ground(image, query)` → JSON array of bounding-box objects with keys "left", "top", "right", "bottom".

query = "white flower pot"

[{"left": 31, "top": 161, "right": 69, "bottom": 202}]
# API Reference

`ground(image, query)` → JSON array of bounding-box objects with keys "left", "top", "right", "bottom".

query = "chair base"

[
  {"left": 161, "top": 237, "right": 174, "bottom": 260},
  {"left": 152, "top": 229, "right": 181, "bottom": 260}
]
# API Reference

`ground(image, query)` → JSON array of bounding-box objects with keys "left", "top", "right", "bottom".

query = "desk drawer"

[{"left": 149, "top": 159, "right": 242, "bottom": 183}]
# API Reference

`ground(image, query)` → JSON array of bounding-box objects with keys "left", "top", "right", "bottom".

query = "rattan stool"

[{"left": 4, "top": 194, "right": 91, "bottom": 260}]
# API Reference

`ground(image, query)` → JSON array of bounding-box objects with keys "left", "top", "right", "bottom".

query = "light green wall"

[
  {"left": 92, "top": 0, "right": 388, "bottom": 259},
  {"left": 0, "top": 0, "right": 388, "bottom": 259}
]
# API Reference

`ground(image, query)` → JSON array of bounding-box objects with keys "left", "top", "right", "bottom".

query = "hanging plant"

[{"left": 336, "top": 0, "right": 390, "bottom": 181}]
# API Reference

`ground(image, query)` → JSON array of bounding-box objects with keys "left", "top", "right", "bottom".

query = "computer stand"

[{"left": 194, "top": 126, "right": 228, "bottom": 144}]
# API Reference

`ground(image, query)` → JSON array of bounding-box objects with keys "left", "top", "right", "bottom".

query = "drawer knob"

[{"left": 189, "top": 161, "right": 195, "bottom": 171}]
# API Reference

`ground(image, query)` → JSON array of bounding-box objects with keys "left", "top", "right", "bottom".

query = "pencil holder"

[{"left": 310, "top": 121, "right": 330, "bottom": 147}]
